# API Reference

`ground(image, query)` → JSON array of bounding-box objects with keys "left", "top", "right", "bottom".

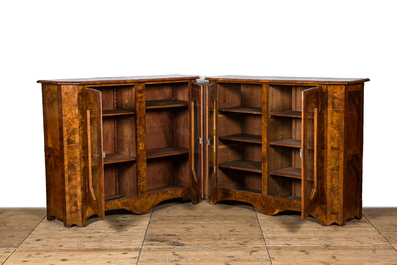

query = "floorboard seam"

[
  {"left": 363, "top": 213, "right": 397, "bottom": 252},
  {"left": 2, "top": 215, "right": 46, "bottom": 264},
  {"left": 136, "top": 209, "right": 153, "bottom": 265},
  {"left": 255, "top": 208, "right": 273, "bottom": 265}
]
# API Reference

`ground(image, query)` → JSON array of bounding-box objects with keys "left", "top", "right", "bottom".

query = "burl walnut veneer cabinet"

[{"left": 38, "top": 75, "right": 369, "bottom": 227}]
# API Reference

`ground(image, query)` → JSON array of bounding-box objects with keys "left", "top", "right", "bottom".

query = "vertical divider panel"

[
  {"left": 262, "top": 83, "right": 268, "bottom": 195},
  {"left": 135, "top": 83, "right": 147, "bottom": 196}
]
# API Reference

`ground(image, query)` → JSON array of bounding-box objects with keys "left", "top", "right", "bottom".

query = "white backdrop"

[{"left": 0, "top": 0, "right": 396, "bottom": 207}]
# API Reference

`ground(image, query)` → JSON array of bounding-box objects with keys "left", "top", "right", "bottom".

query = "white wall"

[{"left": 0, "top": 0, "right": 395, "bottom": 207}]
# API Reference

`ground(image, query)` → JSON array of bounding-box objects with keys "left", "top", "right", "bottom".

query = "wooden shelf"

[
  {"left": 269, "top": 139, "right": 301, "bottom": 148},
  {"left": 270, "top": 111, "right": 302, "bottom": 118},
  {"left": 147, "top": 185, "right": 188, "bottom": 195},
  {"left": 104, "top": 153, "right": 136, "bottom": 165},
  {"left": 219, "top": 134, "right": 262, "bottom": 144},
  {"left": 104, "top": 194, "right": 125, "bottom": 201},
  {"left": 269, "top": 139, "right": 314, "bottom": 149},
  {"left": 146, "top": 99, "right": 188, "bottom": 109},
  {"left": 218, "top": 160, "right": 262, "bottom": 174},
  {"left": 102, "top": 109, "right": 135, "bottom": 117},
  {"left": 235, "top": 187, "right": 262, "bottom": 195},
  {"left": 146, "top": 147, "right": 189, "bottom": 159},
  {"left": 269, "top": 167, "right": 302, "bottom": 179},
  {"left": 219, "top": 106, "right": 262, "bottom": 115}
]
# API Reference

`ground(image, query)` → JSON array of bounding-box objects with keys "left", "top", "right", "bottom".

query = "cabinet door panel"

[
  {"left": 84, "top": 87, "right": 105, "bottom": 220},
  {"left": 301, "top": 86, "right": 322, "bottom": 220},
  {"left": 205, "top": 82, "right": 217, "bottom": 199},
  {"left": 190, "top": 82, "right": 204, "bottom": 198}
]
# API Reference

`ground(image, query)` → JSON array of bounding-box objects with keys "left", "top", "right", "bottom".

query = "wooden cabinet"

[{"left": 39, "top": 75, "right": 369, "bottom": 227}]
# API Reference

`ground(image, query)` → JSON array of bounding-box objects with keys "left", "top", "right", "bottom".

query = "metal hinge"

[
  {"left": 94, "top": 151, "right": 106, "bottom": 159},
  {"left": 198, "top": 137, "right": 203, "bottom": 144},
  {"left": 300, "top": 149, "right": 303, "bottom": 159},
  {"left": 206, "top": 139, "right": 211, "bottom": 145}
]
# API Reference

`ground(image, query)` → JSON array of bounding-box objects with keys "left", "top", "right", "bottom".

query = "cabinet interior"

[
  {"left": 145, "top": 82, "right": 190, "bottom": 194},
  {"left": 93, "top": 85, "right": 137, "bottom": 201},
  {"left": 216, "top": 83, "right": 262, "bottom": 194},
  {"left": 267, "top": 85, "right": 315, "bottom": 201}
]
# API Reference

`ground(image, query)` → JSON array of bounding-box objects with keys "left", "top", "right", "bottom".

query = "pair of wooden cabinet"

[{"left": 39, "top": 75, "right": 369, "bottom": 227}]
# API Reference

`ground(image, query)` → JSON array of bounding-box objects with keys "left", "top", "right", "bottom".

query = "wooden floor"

[{"left": 1, "top": 201, "right": 396, "bottom": 264}]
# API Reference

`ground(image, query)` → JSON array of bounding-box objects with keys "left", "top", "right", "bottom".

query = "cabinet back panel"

[
  {"left": 104, "top": 165, "right": 117, "bottom": 197},
  {"left": 268, "top": 118, "right": 293, "bottom": 141},
  {"left": 117, "top": 116, "right": 136, "bottom": 157},
  {"left": 242, "top": 115, "right": 262, "bottom": 135},
  {"left": 99, "top": 88, "right": 114, "bottom": 110},
  {"left": 118, "top": 163, "right": 137, "bottom": 198},
  {"left": 268, "top": 85, "right": 292, "bottom": 112},
  {"left": 217, "top": 114, "right": 242, "bottom": 138},
  {"left": 217, "top": 143, "right": 243, "bottom": 189},
  {"left": 241, "top": 84, "right": 262, "bottom": 108},
  {"left": 243, "top": 144, "right": 262, "bottom": 162},
  {"left": 268, "top": 146, "right": 293, "bottom": 172},
  {"left": 103, "top": 118, "right": 116, "bottom": 154},
  {"left": 268, "top": 176, "right": 293, "bottom": 197},
  {"left": 145, "top": 83, "right": 188, "bottom": 101},
  {"left": 217, "top": 83, "right": 241, "bottom": 109},
  {"left": 116, "top": 86, "right": 136, "bottom": 111},
  {"left": 175, "top": 109, "right": 189, "bottom": 148},
  {"left": 146, "top": 110, "right": 174, "bottom": 149},
  {"left": 147, "top": 158, "right": 174, "bottom": 189},
  {"left": 175, "top": 155, "right": 190, "bottom": 187}
]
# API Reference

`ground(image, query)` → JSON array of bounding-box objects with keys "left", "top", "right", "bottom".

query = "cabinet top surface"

[
  {"left": 205, "top": 75, "right": 370, "bottom": 84},
  {"left": 37, "top": 75, "right": 200, "bottom": 85}
]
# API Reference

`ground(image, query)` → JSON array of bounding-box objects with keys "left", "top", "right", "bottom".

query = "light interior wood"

[
  {"left": 216, "top": 83, "right": 262, "bottom": 194},
  {"left": 267, "top": 85, "right": 314, "bottom": 200},
  {"left": 145, "top": 82, "right": 190, "bottom": 191},
  {"left": 93, "top": 85, "right": 138, "bottom": 201}
]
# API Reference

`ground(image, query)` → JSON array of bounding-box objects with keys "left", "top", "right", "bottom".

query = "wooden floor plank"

[
  {"left": 363, "top": 207, "right": 397, "bottom": 246},
  {"left": 138, "top": 246, "right": 271, "bottom": 265},
  {"left": 145, "top": 200, "right": 263, "bottom": 247},
  {"left": 0, "top": 249, "right": 14, "bottom": 264},
  {"left": 18, "top": 212, "right": 151, "bottom": 250},
  {"left": 5, "top": 248, "right": 140, "bottom": 264},
  {"left": 267, "top": 246, "right": 397, "bottom": 265},
  {"left": 0, "top": 208, "right": 46, "bottom": 248},
  {"left": 151, "top": 200, "right": 257, "bottom": 223},
  {"left": 255, "top": 209, "right": 389, "bottom": 246}
]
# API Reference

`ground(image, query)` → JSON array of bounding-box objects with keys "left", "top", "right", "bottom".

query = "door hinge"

[
  {"left": 102, "top": 151, "right": 106, "bottom": 158},
  {"left": 206, "top": 139, "right": 211, "bottom": 145},
  {"left": 198, "top": 137, "right": 203, "bottom": 144},
  {"left": 300, "top": 149, "right": 303, "bottom": 159}
]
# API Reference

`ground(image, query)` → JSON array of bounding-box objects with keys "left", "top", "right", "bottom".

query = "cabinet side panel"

[
  {"left": 343, "top": 83, "right": 364, "bottom": 219},
  {"left": 60, "top": 85, "right": 83, "bottom": 225},
  {"left": 326, "top": 85, "right": 345, "bottom": 224},
  {"left": 42, "top": 84, "right": 65, "bottom": 220}
]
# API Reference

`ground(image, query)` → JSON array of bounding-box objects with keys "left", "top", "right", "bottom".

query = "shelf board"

[
  {"left": 219, "top": 106, "right": 262, "bottom": 115},
  {"left": 146, "top": 147, "right": 189, "bottom": 159},
  {"left": 146, "top": 99, "right": 188, "bottom": 109},
  {"left": 269, "top": 167, "right": 302, "bottom": 179},
  {"left": 104, "top": 153, "right": 136, "bottom": 165},
  {"left": 102, "top": 109, "right": 135, "bottom": 117},
  {"left": 218, "top": 160, "right": 262, "bottom": 174},
  {"left": 235, "top": 187, "right": 262, "bottom": 195},
  {"left": 270, "top": 111, "right": 302, "bottom": 118},
  {"left": 147, "top": 184, "right": 188, "bottom": 195},
  {"left": 269, "top": 139, "right": 314, "bottom": 149},
  {"left": 219, "top": 134, "right": 262, "bottom": 144},
  {"left": 104, "top": 194, "right": 125, "bottom": 201},
  {"left": 269, "top": 139, "right": 301, "bottom": 148}
]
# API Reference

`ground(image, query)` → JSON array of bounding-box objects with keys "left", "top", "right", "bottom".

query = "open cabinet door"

[
  {"left": 190, "top": 82, "right": 204, "bottom": 198},
  {"left": 204, "top": 82, "right": 217, "bottom": 199},
  {"left": 84, "top": 88, "right": 105, "bottom": 220},
  {"left": 301, "top": 86, "right": 322, "bottom": 220}
]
